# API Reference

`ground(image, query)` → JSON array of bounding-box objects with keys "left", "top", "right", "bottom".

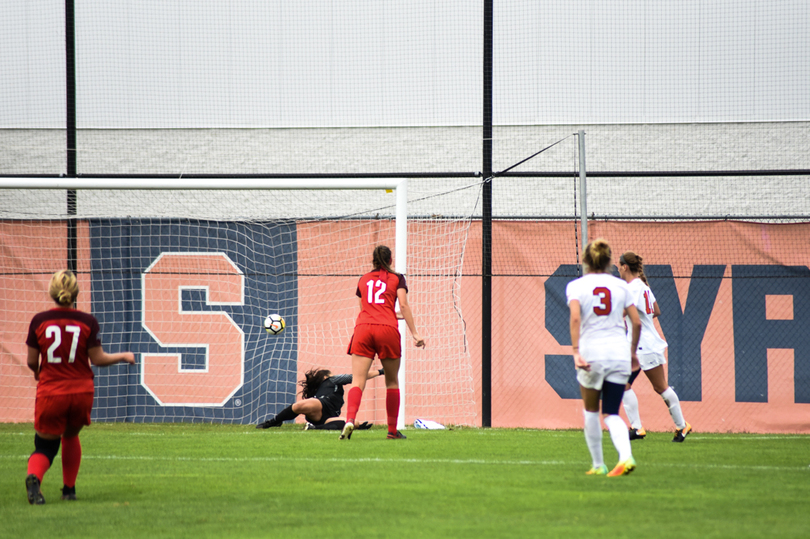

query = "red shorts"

[
  {"left": 347, "top": 324, "right": 401, "bottom": 359},
  {"left": 34, "top": 392, "right": 94, "bottom": 436}
]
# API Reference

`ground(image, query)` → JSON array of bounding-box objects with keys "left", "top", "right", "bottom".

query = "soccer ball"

[{"left": 263, "top": 314, "right": 285, "bottom": 335}]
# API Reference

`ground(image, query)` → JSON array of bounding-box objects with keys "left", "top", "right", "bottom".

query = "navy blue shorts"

[{"left": 601, "top": 381, "right": 625, "bottom": 416}]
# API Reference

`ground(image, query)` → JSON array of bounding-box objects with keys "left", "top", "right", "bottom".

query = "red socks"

[
  {"left": 27, "top": 453, "right": 50, "bottom": 483},
  {"left": 346, "top": 386, "right": 363, "bottom": 424},
  {"left": 61, "top": 436, "right": 82, "bottom": 488},
  {"left": 386, "top": 389, "right": 400, "bottom": 434},
  {"left": 346, "top": 387, "right": 400, "bottom": 433}
]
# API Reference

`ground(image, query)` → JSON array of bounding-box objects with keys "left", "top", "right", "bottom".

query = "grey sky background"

[{"left": 1, "top": 0, "right": 808, "bottom": 128}]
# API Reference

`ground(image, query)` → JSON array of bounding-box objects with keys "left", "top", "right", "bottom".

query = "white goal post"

[{"left": 0, "top": 177, "right": 477, "bottom": 429}]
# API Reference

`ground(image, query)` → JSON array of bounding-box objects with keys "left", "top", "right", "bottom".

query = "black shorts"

[
  {"left": 627, "top": 368, "right": 642, "bottom": 387},
  {"left": 310, "top": 394, "right": 343, "bottom": 426},
  {"left": 601, "top": 381, "right": 625, "bottom": 416}
]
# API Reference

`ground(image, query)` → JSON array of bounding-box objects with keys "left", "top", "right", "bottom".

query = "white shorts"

[
  {"left": 638, "top": 351, "right": 666, "bottom": 371},
  {"left": 576, "top": 359, "right": 631, "bottom": 390}
]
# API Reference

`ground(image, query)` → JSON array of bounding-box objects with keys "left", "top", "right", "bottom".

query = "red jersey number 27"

[
  {"left": 366, "top": 280, "right": 387, "bottom": 304},
  {"left": 45, "top": 325, "right": 82, "bottom": 363},
  {"left": 592, "top": 287, "right": 612, "bottom": 315}
]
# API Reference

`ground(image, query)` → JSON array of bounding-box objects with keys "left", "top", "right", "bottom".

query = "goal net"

[{"left": 0, "top": 178, "right": 481, "bottom": 427}]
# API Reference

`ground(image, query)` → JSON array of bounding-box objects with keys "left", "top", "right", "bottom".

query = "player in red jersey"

[
  {"left": 24, "top": 270, "right": 135, "bottom": 505},
  {"left": 340, "top": 245, "right": 425, "bottom": 441}
]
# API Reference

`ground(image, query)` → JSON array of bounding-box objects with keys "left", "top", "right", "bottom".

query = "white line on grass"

[
  {"left": 0, "top": 453, "right": 807, "bottom": 472},
  {"left": 688, "top": 435, "right": 807, "bottom": 440}
]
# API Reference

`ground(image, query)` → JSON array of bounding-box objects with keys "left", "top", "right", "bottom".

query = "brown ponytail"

[
  {"left": 620, "top": 251, "right": 646, "bottom": 282},
  {"left": 372, "top": 245, "right": 397, "bottom": 275}
]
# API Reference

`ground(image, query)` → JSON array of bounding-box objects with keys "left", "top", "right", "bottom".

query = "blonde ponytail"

[
  {"left": 583, "top": 239, "right": 612, "bottom": 273},
  {"left": 49, "top": 270, "right": 79, "bottom": 306}
]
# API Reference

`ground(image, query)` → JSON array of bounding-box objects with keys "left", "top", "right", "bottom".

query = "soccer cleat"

[
  {"left": 386, "top": 430, "right": 407, "bottom": 440},
  {"left": 25, "top": 474, "right": 45, "bottom": 505},
  {"left": 304, "top": 422, "right": 315, "bottom": 431},
  {"left": 585, "top": 465, "right": 608, "bottom": 475},
  {"left": 256, "top": 417, "right": 283, "bottom": 429},
  {"left": 607, "top": 457, "right": 637, "bottom": 477},
  {"left": 673, "top": 422, "right": 692, "bottom": 443},
  {"left": 339, "top": 421, "right": 354, "bottom": 440},
  {"left": 628, "top": 427, "right": 646, "bottom": 440},
  {"left": 61, "top": 485, "right": 77, "bottom": 501}
]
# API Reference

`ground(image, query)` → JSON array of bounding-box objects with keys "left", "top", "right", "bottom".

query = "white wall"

[{"left": 1, "top": 1, "right": 808, "bottom": 129}]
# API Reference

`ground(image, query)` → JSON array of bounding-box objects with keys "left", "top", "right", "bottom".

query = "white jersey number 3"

[{"left": 592, "top": 287, "right": 612, "bottom": 315}]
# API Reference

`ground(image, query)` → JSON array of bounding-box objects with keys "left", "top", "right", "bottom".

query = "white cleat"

[{"left": 339, "top": 421, "right": 354, "bottom": 440}]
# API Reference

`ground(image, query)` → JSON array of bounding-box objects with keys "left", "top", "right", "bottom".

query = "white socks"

[
  {"left": 661, "top": 386, "right": 686, "bottom": 429},
  {"left": 622, "top": 386, "right": 687, "bottom": 431},
  {"left": 604, "top": 414, "right": 633, "bottom": 462},
  {"left": 583, "top": 411, "right": 634, "bottom": 465},
  {"left": 583, "top": 410, "right": 604, "bottom": 468},
  {"left": 622, "top": 389, "right": 642, "bottom": 429}
]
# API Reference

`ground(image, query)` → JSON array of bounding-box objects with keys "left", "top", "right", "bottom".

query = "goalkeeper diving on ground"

[{"left": 256, "top": 367, "right": 383, "bottom": 431}]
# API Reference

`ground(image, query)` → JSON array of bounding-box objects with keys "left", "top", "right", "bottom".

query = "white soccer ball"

[{"left": 263, "top": 314, "right": 285, "bottom": 335}]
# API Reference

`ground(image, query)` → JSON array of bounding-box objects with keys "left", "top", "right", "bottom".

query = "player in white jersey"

[
  {"left": 566, "top": 239, "right": 641, "bottom": 477},
  {"left": 618, "top": 252, "right": 692, "bottom": 443}
]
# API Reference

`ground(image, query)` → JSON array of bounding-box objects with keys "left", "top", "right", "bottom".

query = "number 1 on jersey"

[{"left": 643, "top": 290, "right": 653, "bottom": 314}]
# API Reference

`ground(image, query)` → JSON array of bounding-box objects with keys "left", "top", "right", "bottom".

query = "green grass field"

[{"left": 1, "top": 423, "right": 808, "bottom": 538}]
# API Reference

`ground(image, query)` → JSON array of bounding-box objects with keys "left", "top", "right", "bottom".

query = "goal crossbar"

[{"left": 0, "top": 177, "right": 405, "bottom": 190}]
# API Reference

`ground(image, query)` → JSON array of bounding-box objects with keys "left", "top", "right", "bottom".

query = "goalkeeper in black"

[{"left": 256, "top": 367, "right": 383, "bottom": 430}]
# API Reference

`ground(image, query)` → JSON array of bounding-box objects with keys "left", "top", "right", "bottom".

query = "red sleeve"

[
  {"left": 397, "top": 274, "right": 408, "bottom": 293},
  {"left": 26, "top": 315, "right": 41, "bottom": 349},
  {"left": 86, "top": 316, "right": 101, "bottom": 348}
]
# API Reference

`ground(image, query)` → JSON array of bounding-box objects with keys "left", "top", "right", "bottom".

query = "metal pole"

[
  {"left": 65, "top": 0, "right": 77, "bottom": 275},
  {"left": 481, "top": 0, "right": 493, "bottom": 428},
  {"left": 395, "top": 180, "right": 408, "bottom": 430},
  {"left": 578, "top": 130, "right": 588, "bottom": 249}
]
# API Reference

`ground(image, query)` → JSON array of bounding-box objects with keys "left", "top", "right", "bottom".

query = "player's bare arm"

[
  {"left": 568, "top": 300, "right": 589, "bottom": 371},
  {"left": 88, "top": 347, "right": 136, "bottom": 367},
  {"left": 397, "top": 288, "right": 425, "bottom": 348},
  {"left": 625, "top": 304, "right": 642, "bottom": 371}
]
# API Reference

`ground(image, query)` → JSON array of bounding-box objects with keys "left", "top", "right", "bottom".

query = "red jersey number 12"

[{"left": 366, "top": 280, "right": 387, "bottom": 304}]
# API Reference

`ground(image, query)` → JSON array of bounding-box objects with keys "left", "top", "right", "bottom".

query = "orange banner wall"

[
  {"left": 295, "top": 220, "right": 477, "bottom": 428},
  {"left": 0, "top": 221, "right": 92, "bottom": 422},
  {"left": 464, "top": 220, "right": 810, "bottom": 433},
  {"left": 3, "top": 219, "right": 809, "bottom": 434},
  {"left": 295, "top": 221, "right": 394, "bottom": 426}
]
